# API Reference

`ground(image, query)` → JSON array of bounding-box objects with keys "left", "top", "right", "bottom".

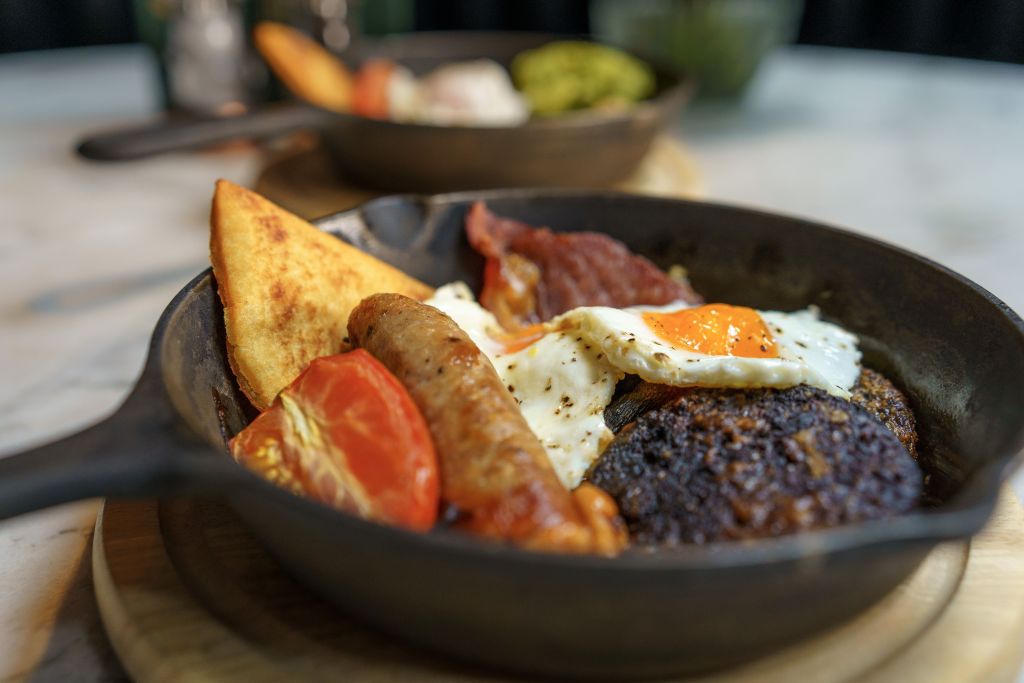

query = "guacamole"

[{"left": 512, "top": 41, "right": 656, "bottom": 116}]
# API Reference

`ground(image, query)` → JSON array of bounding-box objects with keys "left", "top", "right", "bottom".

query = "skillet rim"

[{"left": 191, "top": 188, "right": 1024, "bottom": 571}]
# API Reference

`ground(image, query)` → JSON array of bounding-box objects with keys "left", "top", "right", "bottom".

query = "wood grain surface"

[{"left": 92, "top": 491, "right": 1024, "bottom": 683}]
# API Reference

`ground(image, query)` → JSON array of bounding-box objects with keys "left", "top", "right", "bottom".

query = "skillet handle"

[
  {"left": 0, "top": 378, "right": 245, "bottom": 520},
  {"left": 76, "top": 103, "right": 331, "bottom": 161}
]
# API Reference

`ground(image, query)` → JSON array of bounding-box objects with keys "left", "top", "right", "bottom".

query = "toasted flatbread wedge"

[
  {"left": 253, "top": 21, "right": 353, "bottom": 113},
  {"left": 210, "top": 180, "right": 433, "bottom": 409}
]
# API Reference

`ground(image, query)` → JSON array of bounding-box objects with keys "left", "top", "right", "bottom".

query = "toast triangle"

[{"left": 210, "top": 180, "right": 433, "bottom": 409}]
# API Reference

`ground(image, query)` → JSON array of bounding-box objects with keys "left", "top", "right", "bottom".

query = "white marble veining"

[
  {"left": 0, "top": 44, "right": 1022, "bottom": 682},
  {"left": 681, "top": 47, "right": 1024, "bottom": 320},
  {"left": 0, "top": 45, "right": 261, "bottom": 682}
]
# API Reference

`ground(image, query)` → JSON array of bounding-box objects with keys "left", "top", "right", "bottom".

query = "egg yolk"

[
  {"left": 642, "top": 304, "right": 778, "bottom": 358},
  {"left": 496, "top": 323, "right": 548, "bottom": 353}
]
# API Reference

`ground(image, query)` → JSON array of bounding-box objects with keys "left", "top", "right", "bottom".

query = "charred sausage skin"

[{"left": 348, "top": 293, "right": 625, "bottom": 554}]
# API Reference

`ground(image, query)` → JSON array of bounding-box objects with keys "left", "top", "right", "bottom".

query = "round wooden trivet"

[
  {"left": 93, "top": 491, "right": 1024, "bottom": 683},
  {"left": 252, "top": 135, "right": 705, "bottom": 221}
]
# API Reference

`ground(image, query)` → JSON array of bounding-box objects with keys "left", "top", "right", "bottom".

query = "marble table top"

[{"left": 0, "top": 44, "right": 1021, "bottom": 682}]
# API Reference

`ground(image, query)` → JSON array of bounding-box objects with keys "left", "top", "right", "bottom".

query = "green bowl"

[{"left": 591, "top": 0, "right": 804, "bottom": 98}]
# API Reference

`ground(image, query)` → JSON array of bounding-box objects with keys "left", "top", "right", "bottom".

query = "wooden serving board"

[
  {"left": 252, "top": 134, "right": 705, "bottom": 221},
  {"left": 92, "top": 491, "right": 1024, "bottom": 683}
]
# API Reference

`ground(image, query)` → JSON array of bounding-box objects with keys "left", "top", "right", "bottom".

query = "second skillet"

[
  {"left": 77, "top": 32, "right": 692, "bottom": 192},
  {"left": 1, "top": 191, "right": 1022, "bottom": 679}
]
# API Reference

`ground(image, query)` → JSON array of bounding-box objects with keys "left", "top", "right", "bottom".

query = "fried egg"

[
  {"left": 426, "top": 284, "right": 862, "bottom": 488},
  {"left": 556, "top": 303, "right": 861, "bottom": 398}
]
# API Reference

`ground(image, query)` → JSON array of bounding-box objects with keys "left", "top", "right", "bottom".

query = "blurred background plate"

[
  {"left": 74, "top": 30, "right": 694, "bottom": 193},
  {"left": 252, "top": 133, "right": 704, "bottom": 219}
]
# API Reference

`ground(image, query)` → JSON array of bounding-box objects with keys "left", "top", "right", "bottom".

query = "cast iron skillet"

[
  {"left": 2, "top": 191, "right": 1023, "bottom": 680},
  {"left": 76, "top": 33, "right": 691, "bottom": 192}
]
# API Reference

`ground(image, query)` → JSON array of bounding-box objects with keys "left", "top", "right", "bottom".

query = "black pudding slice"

[
  {"left": 588, "top": 385, "right": 922, "bottom": 546},
  {"left": 850, "top": 368, "right": 918, "bottom": 458}
]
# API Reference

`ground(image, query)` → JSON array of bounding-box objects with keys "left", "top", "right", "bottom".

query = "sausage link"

[{"left": 348, "top": 293, "right": 623, "bottom": 554}]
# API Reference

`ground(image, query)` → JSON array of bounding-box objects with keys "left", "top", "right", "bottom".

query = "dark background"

[{"left": 1, "top": 0, "right": 1022, "bottom": 63}]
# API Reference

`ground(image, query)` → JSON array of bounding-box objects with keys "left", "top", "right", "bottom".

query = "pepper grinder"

[{"left": 164, "top": 0, "right": 265, "bottom": 116}]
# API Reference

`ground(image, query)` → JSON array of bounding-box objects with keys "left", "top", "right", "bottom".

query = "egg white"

[
  {"left": 555, "top": 305, "right": 861, "bottom": 398},
  {"left": 426, "top": 284, "right": 620, "bottom": 488}
]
